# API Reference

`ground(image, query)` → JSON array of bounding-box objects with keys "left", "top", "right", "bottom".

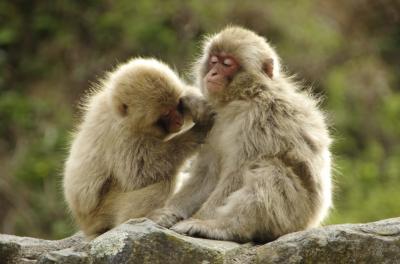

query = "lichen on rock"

[{"left": 90, "top": 231, "right": 129, "bottom": 258}]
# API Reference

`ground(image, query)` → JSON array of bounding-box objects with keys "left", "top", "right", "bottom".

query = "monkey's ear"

[
  {"left": 262, "top": 58, "right": 274, "bottom": 79},
  {"left": 116, "top": 102, "right": 128, "bottom": 116}
]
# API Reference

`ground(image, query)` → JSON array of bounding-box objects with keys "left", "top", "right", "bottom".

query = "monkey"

[
  {"left": 63, "top": 58, "right": 214, "bottom": 238},
  {"left": 149, "top": 26, "right": 333, "bottom": 243}
]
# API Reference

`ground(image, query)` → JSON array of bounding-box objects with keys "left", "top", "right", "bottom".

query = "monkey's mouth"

[
  {"left": 207, "top": 80, "right": 223, "bottom": 85},
  {"left": 206, "top": 81, "right": 224, "bottom": 93}
]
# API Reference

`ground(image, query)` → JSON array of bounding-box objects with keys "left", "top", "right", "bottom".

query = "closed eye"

[
  {"left": 222, "top": 58, "right": 233, "bottom": 67},
  {"left": 210, "top": 55, "right": 218, "bottom": 64}
]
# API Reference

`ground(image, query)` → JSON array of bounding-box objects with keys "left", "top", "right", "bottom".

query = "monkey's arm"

[
  {"left": 166, "top": 94, "right": 215, "bottom": 158},
  {"left": 148, "top": 93, "right": 216, "bottom": 227},
  {"left": 191, "top": 170, "right": 244, "bottom": 219},
  {"left": 147, "top": 145, "right": 219, "bottom": 227},
  {"left": 178, "top": 91, "right": 215, "bottom": 138}
]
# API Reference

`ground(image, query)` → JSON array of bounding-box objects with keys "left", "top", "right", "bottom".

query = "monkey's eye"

[
  {"left": 222, "top": 58, "right": 234, "bottom": 67},
  {"left": 210, "top": 55, "right": 218, "bottom": 64}
]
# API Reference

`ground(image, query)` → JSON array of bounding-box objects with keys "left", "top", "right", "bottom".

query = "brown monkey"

[
  {"left": 150, "top": 27, "right": 333, "bottom": 243},
  {"left": 63, "top": 58, "right": 213, "bottom": 238}
]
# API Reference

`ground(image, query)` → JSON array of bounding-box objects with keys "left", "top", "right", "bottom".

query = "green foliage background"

[{"left": 0, "top": 0, "right": 399, "bottom": 239}]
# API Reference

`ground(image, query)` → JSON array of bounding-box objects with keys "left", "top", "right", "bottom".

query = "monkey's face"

[
  {"left": 155, "top": 99, "right": 185, "bottom": 135},
  {"left": 199, "top": 26, "right": 279, "bottom": 104},
  {"left": 107, "top": 57, "right": 192, "bottom": 138},
  {"left": 203, "top": 52, "right": 239, "bottom": 95},
  {"left": 202, "top": 51, "right": 271, "bottom": 103},
  {"left": 115, "top": 94, "right": 187, "bottom": 139}
]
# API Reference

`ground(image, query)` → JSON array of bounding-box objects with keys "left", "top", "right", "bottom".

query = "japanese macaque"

[
  {"left": 150, "top": 27, "right": 332, "bottom": 243},
  {"left": 63, "top": 58, "right": 213, "bottom": 238}
]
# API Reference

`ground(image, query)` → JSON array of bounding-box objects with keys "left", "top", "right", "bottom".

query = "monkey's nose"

[{"left": 208, "top": 72, "right": 221, "bottom": 81}]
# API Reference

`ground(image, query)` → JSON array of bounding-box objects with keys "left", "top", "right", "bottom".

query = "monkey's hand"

[
  {"left": 147, "top": 207, "right": 185, "bottom": 228},
  {"left": 181, "top": 94, "right": 215, "bottom": 126},
  {"left": 181, "top": 95, "right": 215, "bottom": 144},
  {"left": 171, "top": 218, "right": 228, "bottom": 240},
  {"left": 170, "top": 218, "right": 202, "bottom": 235}
]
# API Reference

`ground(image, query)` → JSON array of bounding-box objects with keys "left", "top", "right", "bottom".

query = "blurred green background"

[{"left": 0, "top": 0, "right": 399, "bottom": 239}]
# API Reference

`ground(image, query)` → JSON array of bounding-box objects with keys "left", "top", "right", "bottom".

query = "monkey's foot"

[
  {"left": 171, "top": 218, "right": 231, "bottom": 241},
  {"left": 147, "top": 208, "right": 184, "bottom": 228}
]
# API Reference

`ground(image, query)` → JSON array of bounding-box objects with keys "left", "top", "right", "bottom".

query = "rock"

[
  {"left": 38, "top": 248, "right": 90, "bottom": 264},
  {"left": 0, "top": 232, "right": 86, "bottom": 264},
  {"left": 0, "top": 217, "right": 399, "bottom": 264},
  {"left": 256, "top": 217, "right": 400, "bottom": 264},
  {"left": 88, "top": 218, "right": 241, "bottom": 264}
]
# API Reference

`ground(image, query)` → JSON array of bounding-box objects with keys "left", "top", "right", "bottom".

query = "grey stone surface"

[
  {"left": 0, "top": 232, "right": 86, "bottom": 264},
  {"left": 88, "top": 218, "right": 241, "bottom": 264},
  {"left": 0, "top": 217, "right": 399, "bottom": 264},
  {"left": 256, "top": 217, "right": 400, "bottom": 264},
  {"left": 37, "top": 248, "right": 90, "bottom": 264}
]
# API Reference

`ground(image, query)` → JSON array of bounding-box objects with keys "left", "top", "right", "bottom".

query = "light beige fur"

[
  {"left": 150, "top": 27, "right": 332, "bottom": 243},
  {"left": 63, "top": 58, "right": 213, "bottom": 238}
]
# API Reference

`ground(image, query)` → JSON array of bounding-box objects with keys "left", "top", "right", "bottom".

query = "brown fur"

[
  {"left": 151, "top": 27, "right": 332, "bottom": 243},
  {"left": 63, "top": 58, "right": 213, "bottom": 238}
]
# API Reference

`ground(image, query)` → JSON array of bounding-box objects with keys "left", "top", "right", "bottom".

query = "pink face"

[
  {"left": 158, "top": 101, "right": 184, "bottom": 134},
  {"left": 204, "top": 53, "right": 239, "bottom": 93}
]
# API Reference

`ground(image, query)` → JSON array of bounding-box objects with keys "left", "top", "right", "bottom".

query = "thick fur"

[
  {"left": 151, "top": 27, "right": 332, "bottom": 243},
  {"left": 63, "top": 58, "right": 212, "bottom": 238}
]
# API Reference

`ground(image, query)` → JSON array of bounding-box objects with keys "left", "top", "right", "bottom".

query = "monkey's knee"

[
  {"left": 75, "top": 212, "right": 113, "bottom": 239},
  {"left": 82, "top": 223, "right": 112, "bottom": 239}
]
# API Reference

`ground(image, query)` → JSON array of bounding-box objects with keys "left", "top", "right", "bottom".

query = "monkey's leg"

[
  {"left": 191, "top": 170, "right": 244, "bottom": 220},
  {"left": 77, "top": 208, "right": 115, "bottom": 239},
  {"left": 148, "top": 145, "right": 219, "bottom": 227},
  {"left": 65, "top": 172, "right": 113, "bottom": 238},
  {"left": 112, "top": 181, "right": 173, "bottom": 226},
  {"left": 80, "top": 181, "right": 172, "bottom": 238},
  {"left": 171, "top": 186, "right": 258, "bottom": 242},
  {"left": 172, "top": 160, "right": 314, "bottom": 243}
]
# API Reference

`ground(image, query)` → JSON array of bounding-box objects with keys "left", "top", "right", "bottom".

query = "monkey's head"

[
  {"left": 195, "top": 26, "right": 281, "bottom": 105},
  {"left": 107, "top": 58, "right": 189, "bottom": 138}
]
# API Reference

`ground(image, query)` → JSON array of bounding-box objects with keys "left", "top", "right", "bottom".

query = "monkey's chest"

[{"left": 209, "top": 118, "right": 243, "bottom": 170}]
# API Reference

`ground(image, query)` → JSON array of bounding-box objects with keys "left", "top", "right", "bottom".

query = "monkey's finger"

[{"left": 171, "top": 219, "right": 200, "bottom": 234}]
